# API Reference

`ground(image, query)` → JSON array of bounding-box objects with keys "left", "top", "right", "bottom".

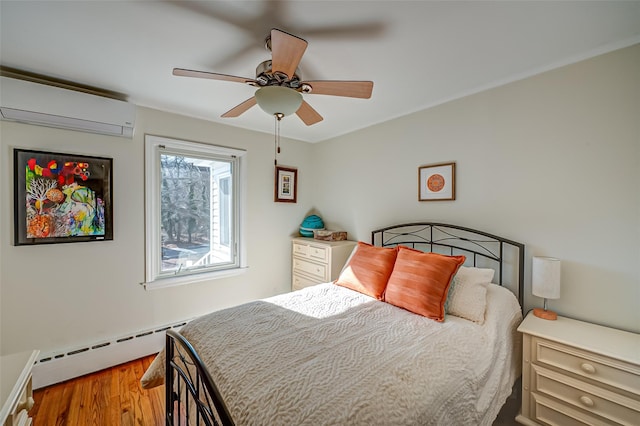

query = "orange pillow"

[
  {"left": 334, "top": 242, "right": 398, "bottom": 300},
  {"left": 384, "top": 246, "right": 465, "bottom": 321}
]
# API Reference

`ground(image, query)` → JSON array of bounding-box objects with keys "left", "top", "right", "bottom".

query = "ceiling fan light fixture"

[{"left": 255, "top": 86, "right": 302, "bottom": 117}]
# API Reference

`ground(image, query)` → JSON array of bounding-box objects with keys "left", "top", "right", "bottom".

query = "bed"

[{"left": 141, "top": 222, "right": 525, "bottom": 426}]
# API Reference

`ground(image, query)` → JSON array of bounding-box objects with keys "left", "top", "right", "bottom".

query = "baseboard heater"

[{"left": 32, "top": 319, "right": 191, "bottom": 389}]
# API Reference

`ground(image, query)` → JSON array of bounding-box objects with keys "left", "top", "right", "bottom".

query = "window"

[{"left": 144, "top": 135, "right": 246, "bottom": 289}]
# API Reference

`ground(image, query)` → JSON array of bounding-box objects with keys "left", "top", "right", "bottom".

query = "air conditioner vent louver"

[{"left": 0, "top": 76, "right": 135, "bottom": 138}]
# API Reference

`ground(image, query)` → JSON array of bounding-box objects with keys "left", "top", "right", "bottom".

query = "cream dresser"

[
  {"left": 0, "top": 350, "right": 39, "bottom": 426},
  {"left": 291, "top": 237, "right": 356, "bottom": 291},
  {"left": 516, "top": 312, "right": 640, "bottom": 426}
]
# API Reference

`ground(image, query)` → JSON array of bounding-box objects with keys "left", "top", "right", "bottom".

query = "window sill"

[{"left": 142, "top": 267, "right": 248, "bottom": 290}]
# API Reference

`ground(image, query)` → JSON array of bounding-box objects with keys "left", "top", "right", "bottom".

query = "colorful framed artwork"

[
  {"left": 418, "top": 162, "right": 456, "bottom": 201},
  {"left": 14, "top": 148, "right": 113, "bottom": 245},
  {"left": 275, "top": 165, "right": 297, "bottom": 203}
]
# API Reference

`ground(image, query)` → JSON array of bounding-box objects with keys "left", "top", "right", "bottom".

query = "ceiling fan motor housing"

[{"left": 255, "top": 60, "right": 303, "bottom": 90}]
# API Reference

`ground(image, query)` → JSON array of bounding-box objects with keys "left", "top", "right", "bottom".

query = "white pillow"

[{"left": 446, "top": 266, "right": 495, "bottom": 324}]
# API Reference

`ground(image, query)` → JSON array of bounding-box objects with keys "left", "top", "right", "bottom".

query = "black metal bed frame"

[
  {"left": 165, "top": 329, "right": 235, "bottom": 426},
  {"left": 164, "top": 223, "right": 525, "bottom": 425},
  {"left": 371, "top": 222, "right": 525, "bottom": 309}
]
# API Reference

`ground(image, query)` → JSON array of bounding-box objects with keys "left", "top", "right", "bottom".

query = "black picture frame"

[{"left": 14, "top": 148, "right": 113, "bottom": 245}]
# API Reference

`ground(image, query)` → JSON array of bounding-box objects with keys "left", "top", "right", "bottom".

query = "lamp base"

[{"left": 533, "top": 308, "right": 558, "bottom": 320}]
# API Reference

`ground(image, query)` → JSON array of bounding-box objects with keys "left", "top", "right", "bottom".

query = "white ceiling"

[{"left": 1, "top": 1, "right": 639, "bottom": 143}]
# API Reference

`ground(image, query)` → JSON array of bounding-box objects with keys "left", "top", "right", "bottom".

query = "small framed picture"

[
  {"left": 275, "top": 166, "right": 297, "bottom": 203},
  {"left": 418, "top": 162, "right": 455, "bottom": 201}
]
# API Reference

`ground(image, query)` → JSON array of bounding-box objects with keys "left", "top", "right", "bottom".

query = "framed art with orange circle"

[{"left": 418, "top": 162, "right": 455, "bottom": 201}]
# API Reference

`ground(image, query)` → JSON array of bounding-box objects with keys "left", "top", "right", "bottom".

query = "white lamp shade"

[
  {"left": 532, "top": 256, "right": 561, "bottom": 299},
  {"left": 255, "top": 86, "right": 303, "bottom": 116}
]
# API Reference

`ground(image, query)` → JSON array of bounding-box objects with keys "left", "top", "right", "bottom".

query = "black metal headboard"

[{"left": 372, "top": 222, "right": 525, "bottom": 309}]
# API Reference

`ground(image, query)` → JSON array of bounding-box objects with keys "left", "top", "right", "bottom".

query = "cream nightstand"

[
  {"left": 1, "top": 350, "right": 39, "bottom": 426},
  {"left": 291, "top": 237, "right": 356, "bottom": 291},
  {"left": 516, "top": 312, "right": 640, "bottom": 426}
]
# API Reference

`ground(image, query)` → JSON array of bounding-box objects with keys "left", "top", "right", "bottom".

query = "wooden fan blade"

[
  {"left": 270, "top": 29, "right": 308, "bottom": 79},
  {"left": 302, "top": 81, "right": 373, "bottom": 99},
  {"left": 221, "top": 97, "right": 257, "bottom": 118},
  {"left": 296, "top": 101, "right": 323, "bottom": 126},
  {"left": 173, "top": 68, "right": 256, "bottom": 85}
]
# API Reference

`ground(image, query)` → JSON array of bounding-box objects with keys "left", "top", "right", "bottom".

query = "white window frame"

[{"left": 143, "top": 135, "right": 247, "bottom": 290}]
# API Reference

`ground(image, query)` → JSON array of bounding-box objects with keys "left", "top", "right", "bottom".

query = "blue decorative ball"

[{"left": 299, "top": 215, "right": 324, "bottom": 237}]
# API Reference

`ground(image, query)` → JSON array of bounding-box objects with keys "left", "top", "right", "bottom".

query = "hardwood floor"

[
  {"left": 31, "top": 355, "right": 164, "bottom": 426},
  {"left": 31, "top": 354, "right": 519, "bottom": 425}
]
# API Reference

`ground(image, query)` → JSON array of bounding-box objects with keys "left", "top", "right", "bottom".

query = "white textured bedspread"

[{"left": 142, "top": 283, "right": 522, "bottom": 426}]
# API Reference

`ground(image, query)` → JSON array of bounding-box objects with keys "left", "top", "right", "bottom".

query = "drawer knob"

[
  {"left": 580, "top": 363, "right": 596, "bottom": 374},
  {"left": 579, "top": 395, "right": 594, "bottom": 407},
  {"left": 17, "top": 396, "right": 35, "bottom": 412}
]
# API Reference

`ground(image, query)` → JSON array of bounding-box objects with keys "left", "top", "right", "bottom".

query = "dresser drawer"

[
  {"left": 532, "top": 364, "right": 640, "bottom": 425},
  {"left": 292, "top": 258, "right": 328, "bottom": 281},
  {"left": 308, "top": 245, "right": 328, "bottom": 262},
  {"left": 292, "top": 273, "right": 318, "bottom": 291},
  {"left": 292, "top": 241, "right": 329, "bottom": 262},
  {"left": 292, "top": 242, "right": 309, "bottom": 257},
  {"left": 532, "top": 337, "right": 640, "bottom": 396}
]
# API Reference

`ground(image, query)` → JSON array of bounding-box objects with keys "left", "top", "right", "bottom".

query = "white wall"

[
  {"left": 309, "top": 44, "right": 640, "bottom": 333},
  {"left": 1, "top": 44, "right": 638, "bottom": 363},
  {"left": 0, "top": 107, "right": 313, "bottom": 356}
]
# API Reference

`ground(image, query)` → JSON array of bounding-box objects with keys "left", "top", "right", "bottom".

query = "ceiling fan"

[{"left": 173, "top": 28, "right": 374, "bottom": 126}]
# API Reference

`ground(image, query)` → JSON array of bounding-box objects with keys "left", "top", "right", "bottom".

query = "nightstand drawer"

[
  {"left": 533, "top": 337, "right": 640, "bottom": 396},
  {"left": 532, "top": 364, "right": 640, "bottom": 425},
  {"left": 292, "top": 258, "right": 328, "bottom": 281},
  {"left": 531, "top": 393, "right": 608, "bottom": 426}
]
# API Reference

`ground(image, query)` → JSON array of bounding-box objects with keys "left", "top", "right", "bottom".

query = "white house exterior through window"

[{"left": 144, "top": 135, "right": 246, "bottom": 289}]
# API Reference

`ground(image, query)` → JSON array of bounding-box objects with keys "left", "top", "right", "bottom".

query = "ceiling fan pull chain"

[
  {"left": 274, "top": 114, "right": 278, "bottom": 165},
  {"left": 277, "top": 114, "right": 282, "bottom": 155}
]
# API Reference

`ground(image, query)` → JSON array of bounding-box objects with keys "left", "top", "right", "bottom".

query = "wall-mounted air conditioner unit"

[{"left": 0, "top": 76, "right": 136, "bottom": 138}]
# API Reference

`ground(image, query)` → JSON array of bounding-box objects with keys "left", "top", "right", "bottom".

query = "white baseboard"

[{"left": 32, "top": 320, "right": 189, "bottom": 389}]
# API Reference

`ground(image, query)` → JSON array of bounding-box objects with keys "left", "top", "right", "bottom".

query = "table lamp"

[{"left": 532, "top": 256, "right": 561, "bottom": 320}]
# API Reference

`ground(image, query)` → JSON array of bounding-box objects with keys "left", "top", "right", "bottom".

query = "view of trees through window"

[{"left": 160, "top": 154, "right": 232, "bottom": 273}]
